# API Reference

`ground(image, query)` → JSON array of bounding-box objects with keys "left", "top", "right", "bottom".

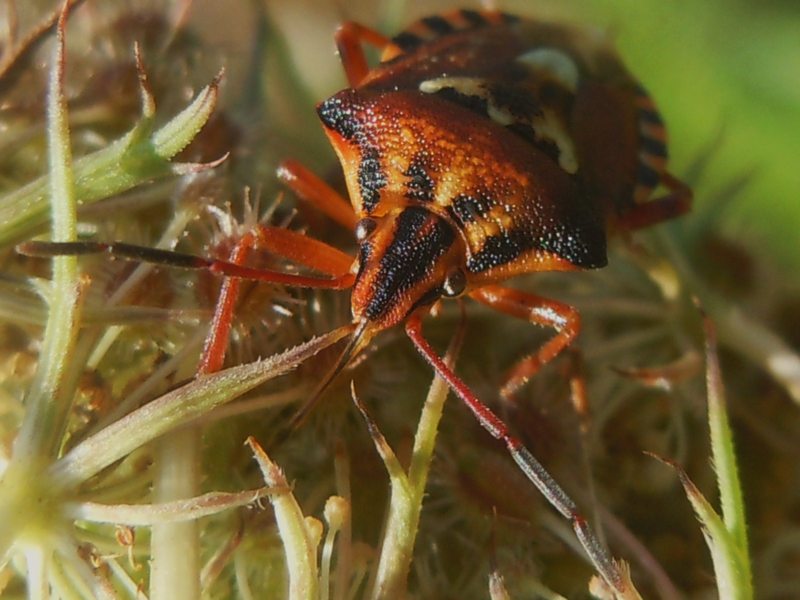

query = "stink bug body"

[
  {"left": 20, "top": 8, "right": 691, "bottom": 594},
  {"left": 315, "top": 10, "right": 690, "bottom": 335}
]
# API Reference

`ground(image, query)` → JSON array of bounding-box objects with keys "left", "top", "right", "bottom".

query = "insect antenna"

[
  {"left": 16, "top": 240, "right": 354, "bottom": 289},
  {"left": 288, "top": 317, "right": 372, "bottom": 430}
]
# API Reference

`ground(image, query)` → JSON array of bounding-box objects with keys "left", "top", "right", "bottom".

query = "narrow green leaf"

[
  {"left": 47, "top": 326, "right": 350, "bottom": 490},
  {"left": 0, "top": 73, "right": 220, "bottom": 246},
  {"left": 151, "top": 71, "right": 222, "bottom": 159},
  {"left": 67, "top": 488, "right": 271, "bottom": 525},
  {"left": 702, "top": 312, "right": 753, "bottom": 593},
  {"left": 248, "top": 437, "right": 319, "bottom": 600},
  {"left": 652, "top": 454, "right": 752, "bottom": 600}
]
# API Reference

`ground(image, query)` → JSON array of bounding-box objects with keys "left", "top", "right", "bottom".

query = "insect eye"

[
  {"left": 442, "top": 268, "right": 466, "bottom": 297},
  {"left": 355, "top": 218, "right": 377, "bottom": 242}
]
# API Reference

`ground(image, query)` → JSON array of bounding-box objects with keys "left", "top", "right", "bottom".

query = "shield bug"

[{"left": 20, "top": 8, "right": 691, "bottom": 593}]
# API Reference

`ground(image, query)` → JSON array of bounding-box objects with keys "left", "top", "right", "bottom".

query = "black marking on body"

[
  {"left": 633, "top": 85, "right": 668, "bottom": 200},
  {"left": 317, "top": 95, "right": 358, "bottom": 140},
  {"left": 640, "top": 136, "right": 668, "bottom": 158},
  {"left": 487, "top": 81, "right": 542, "bottom": 121},
  {"left": 358, "top": 147, "right": 387, "bottom": 214},
  {"left": 356, "top": 239, "right": 373, "bottom": 281},
  {"left": 459, "top": 9, "right": 487, "bottom": 27},
  {"left": 422, "top": 15, "right": 455, "bottom": 35},
  {"left": 538, "top": 81, "right": 573, "bottom": 106},
  {"left": 391, "top": 10, "right": 518, "bottom": 54},
  {"left": 636, "top": 162, "right": 661, "bottom": 188},
  {"left": 506, "top": 123, "right": 562, "bottom": 164},
  {"left": 466, "top": 219, "right": 607, "bottom": 273},
  {"left": 638, "top": 109, "right": 664, "bottom": 127},
  {"left": 422, "top": 80, "right": 572, "bottom": 169},
  {"left": 428, "top": 87, "right": 489, "bottom": 117},
  {"left": 365, "top": 207, "right": 455, "bottom": 319},
  {"left": 392, "top": 32, "right": 423, "bottom": 51},
  {"left": 407, "top": 285, "right": 445, "bottom": 315},
  {"left": 466, "top": 230, "right": 530, "bottom": 273},
  {"left": 404, "top": 156, "right": 435, "bottom": 202},
  {"left": 447, "top": 193, "right": 493, "bottom": 224}
]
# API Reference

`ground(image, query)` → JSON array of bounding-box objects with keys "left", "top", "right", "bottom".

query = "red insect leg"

[
  {"left": 277, "top": 159, "right": 358, "bottom": 230},
  {"left": 17, "top": 231, "right": 355, "bottom": 373},
  {"left": 201, "top": 152, "right": 363, "bottom": 371},
  {"left": 470, "top": 285, "right": 580, "bottom": 400},
  {"left": 198, "top": 225, "right": 355, "bottom": 374},
  {"left": 199, "top": 240, "right": 251, "bottom": 375},
  {"left": 334, "top": 21, "right": 395, "bottom": 87},
  {"left": 404, "top": 314, "right": 623, "bottom": 593},
  {"left": 619, "top": 172, "right": 693, "bottom": 231}
]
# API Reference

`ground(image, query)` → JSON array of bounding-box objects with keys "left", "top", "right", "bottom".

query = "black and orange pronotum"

[{"left": 20, "top": 9, "right": 692, "bottom": 592}]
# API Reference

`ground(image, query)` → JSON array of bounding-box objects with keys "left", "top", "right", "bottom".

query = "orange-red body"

[{"left": 317, "top": 10, "right": 688, "bottom": 332}]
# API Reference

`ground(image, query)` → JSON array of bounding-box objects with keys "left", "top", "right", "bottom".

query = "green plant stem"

[
  {"left": 24, "top": 546, "right": 48, "bottom": 600},
  {"left": 370, "top": 342, "right": 456, "bottom": 599},
  {"left": 332, "top": 447, "right": 352, "bottom": 600},
  {"left": 13, "top": 2, "right": 81, "bottom": 463},
  {"left": 150, "top": 429, "right": 200, "bottom": 600}
]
